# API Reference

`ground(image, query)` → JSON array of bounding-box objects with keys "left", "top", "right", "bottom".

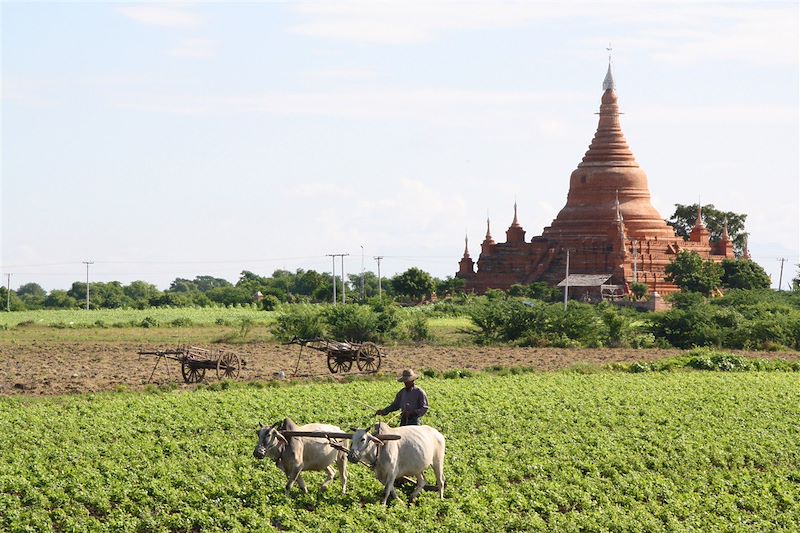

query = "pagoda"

[{"left": 457, "top": 62, "right": 735, "bottom": 296}]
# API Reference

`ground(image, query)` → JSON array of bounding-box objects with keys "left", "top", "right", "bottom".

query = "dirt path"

[{"left": 2, "top": 341, "right": 798, "bottom": 396}]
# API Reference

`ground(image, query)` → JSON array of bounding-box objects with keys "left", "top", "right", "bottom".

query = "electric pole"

[
  {"left": 82, "top": 261, "right": 94, "bottom": 310},
  {"left": 374, "top": 256, "right": 383, "bottom": 298},
  {"left": 360, "top": 245, "right": 365, "bottom": 300},
  {"left": 326, "top": 253, "right": 348, "bottom": 304},
  {"left": 563, "top": 248, "right": 571, "bottom": 310},
  {"left": 340, "top": 253, "right": 349, "bottom": 304},
  {"left": 5, "top": 274, "right": 10, "bottom": 312},
  {"left": 326, "top": 254, "right": 337, "bottom": 304},
  {"left": 778, "top": 258, "right": 786, "bottom": 291}
]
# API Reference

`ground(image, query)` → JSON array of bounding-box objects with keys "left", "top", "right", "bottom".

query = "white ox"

[
  {"left": 253, "top": 417, "right": 348, "bottom": 496},
  {"left": 348, "top": 422, "right": 445, "bottom": 505}
]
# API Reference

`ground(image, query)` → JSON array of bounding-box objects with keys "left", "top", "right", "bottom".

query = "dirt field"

[{"left": 3, "top": 340, "right": 799, "bottom": 396}]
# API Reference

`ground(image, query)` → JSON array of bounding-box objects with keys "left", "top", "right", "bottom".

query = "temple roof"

[
  {"left": 579, "top": 62, "right": 637, "bottom": 167},
  {"left": 483, "top": 218, "right": 495, "bottom": 244},
  {"left": 509, "top": 201, "right": 522, "bottom": 228}
]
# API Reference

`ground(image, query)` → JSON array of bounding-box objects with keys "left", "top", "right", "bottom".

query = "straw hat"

[{"left": 397, "top": 369, "right": 419, "bottom": 383}]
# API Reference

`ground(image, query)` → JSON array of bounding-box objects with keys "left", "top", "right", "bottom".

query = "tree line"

[{"left": 0, "top": 267, "right": 464, "bottom": 311}]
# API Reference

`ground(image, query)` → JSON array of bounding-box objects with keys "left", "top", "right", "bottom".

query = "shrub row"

[{"left": 272, "top": 299, "right": 429, "bottom": 342}]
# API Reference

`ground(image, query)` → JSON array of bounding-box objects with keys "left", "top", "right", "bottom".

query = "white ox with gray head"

[
  {"left": 253, "top": 417, "right": 348, "bottom": 496},
  {"left": 348, "top": 422, "right": 445, "bottom": 505}
]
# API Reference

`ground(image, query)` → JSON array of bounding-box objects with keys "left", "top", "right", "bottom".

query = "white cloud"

[
  {"left": 168, "top": 38, "right": 214, "bottom": 58},
  {"left": 303, "top": 67, "right": 379, "bottom": 82},
  {"left": 118, "top": 5, "right": 202, "bottom": 27},
  {"left": 289, "top": 2, "right": 798, "bottom": 67},
  {"left": 114, "top": 88, "right": 584, "bottom": 121}
]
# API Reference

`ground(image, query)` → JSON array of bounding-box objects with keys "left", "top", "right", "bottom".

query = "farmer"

[{"left": 375, "top": 368, "right": 429, "bottom": 426}]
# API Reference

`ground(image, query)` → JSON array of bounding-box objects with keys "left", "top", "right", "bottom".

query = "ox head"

[
  {"left": 253, "top": 420, "right": 288, "bottom": 461},
  {"left": 347, "top": 424, "right": 384, "bottom": 465}
]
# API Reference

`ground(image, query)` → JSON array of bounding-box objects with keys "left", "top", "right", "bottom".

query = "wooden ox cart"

[
  {"left": 138, "top": 345, "right": 243, "bottom": 384},
  {"left": 288, "top": 337, "right": 382, "bottom": 375}
]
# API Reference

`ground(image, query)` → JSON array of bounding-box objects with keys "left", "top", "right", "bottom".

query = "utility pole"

[
  {"left": 327, "top": 253, "right": 348, "bottom": 304},
  {"left": 374, "top": 256, "right": 384, "bottom": 298},
  {"left": 360, "top": 245, "right": 365, "bottom": 300},
  {"left": 563, "top": 248, "right": 571, "bottom": 310},
  {"left": 632, "top": 240, "right": 639, "bottom": 283},
  {"left": 340, "top": 254, "right": 349, "bottom": 304},
  {"left": 82, "top": 261, "right": 94, "bottom": 310},
  {"left": 778, "top": 258, "right": 786, "bottom": 291},
  {"left": 326, "top": 254, "right": 337, "bottom": 304},
  {"left": 5, "top": 273, "right": 10, "bottom": 312}
]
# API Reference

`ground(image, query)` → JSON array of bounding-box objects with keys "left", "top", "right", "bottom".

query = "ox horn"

[
  {"left": 272, "top": 430, "right": 288, "bottom": 445},
  {"left": 367, "top": 434, "right": 385, "bottom": 446}
]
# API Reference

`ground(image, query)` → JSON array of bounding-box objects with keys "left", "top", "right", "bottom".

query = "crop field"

[
  {"left": 0, "top": 307, "right": 275, "bottom": 329},
  {"left": 2, "top": 372, "right": 798, "bottom": 531}
]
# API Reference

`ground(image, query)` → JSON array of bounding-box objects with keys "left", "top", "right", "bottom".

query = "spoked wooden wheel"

[
  {"left": 216, "top": 352, "right": 241, "bottom": 380},
  {"left": 181, "top": 361, "right": 206, "bottom": 383},
  {"left": 327, "top": 353, "right": 353, "bottom": 374},
  {"left": 356, "top": 342, "right": 382, "bottom": 373}
]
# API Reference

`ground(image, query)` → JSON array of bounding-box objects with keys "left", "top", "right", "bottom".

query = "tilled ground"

[{"left": 2, "top": 341, "right": 799, "bottom": 396}]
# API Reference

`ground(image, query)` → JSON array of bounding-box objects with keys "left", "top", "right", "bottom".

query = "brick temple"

[{"left": 456, "top": 63, "right": 735, "bottom": 296}]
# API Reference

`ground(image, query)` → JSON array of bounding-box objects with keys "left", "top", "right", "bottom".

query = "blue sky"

[{"left": 2, "top": 1, "right": 798, "bottom": 290}]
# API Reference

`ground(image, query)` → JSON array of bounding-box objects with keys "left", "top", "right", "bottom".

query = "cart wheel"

[
  {"left": 181, "top": 361, "right": 206, "bottom": 384},
  {"left": 327, "top": 354, "right": 353, "bottom": 374},
  {"left": 356, "top": 342, "right": 382, "bottom": 373},
  {"left": 216, "top": 352, "right": 241, "bottom": 380}
]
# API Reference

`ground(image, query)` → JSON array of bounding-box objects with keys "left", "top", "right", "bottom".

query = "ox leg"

[
  {"left": 296, "top": 473, "right": 308, "bottom": 494},
  {"left": 410, "top": 473, "right": 426, "bottom": 502},
  {"left": 285, "top": 469, "right": 306, "bottom": 496},
  {"left": 337, "top": 452, "right": 348, "bottom": 494},
  {"left": 320, "top": 465, "right": 335, "bottom": 492},
  {"left": 433, "top": 456, "right": 445, "bottom": 499},
  {"left": 381, "top": 473, "right": 400, "bottom": 506}
]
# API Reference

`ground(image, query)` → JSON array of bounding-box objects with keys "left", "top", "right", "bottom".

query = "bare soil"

[{"left": 2, "top": 340, "right": 799, "bottom": 396}]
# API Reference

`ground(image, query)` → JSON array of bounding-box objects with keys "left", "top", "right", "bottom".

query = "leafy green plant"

[{"left": 272, "top": 305, "right": 325, "bottom": 342}]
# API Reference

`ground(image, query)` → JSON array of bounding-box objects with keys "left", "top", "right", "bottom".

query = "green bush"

[
  {"left": 139, "top": 316, "right": 160, "bottom": 328},
  {"left": 407, "top": 313, "right": 431, "bottom": 342},
  {"left": 368, "top": 297, "right": 401, "bottom": 338},
  {"left": 272, "top": 305, "right": 325, "bottom": 342},
  {"left": 261, "top": 295, "right": 280, "bottom": 311},
  {"left": 170, "top": 317, "right": 194, "bottom": 328},
  {"left": 323, "top": 304, "right": 379, "bottom": 342}
]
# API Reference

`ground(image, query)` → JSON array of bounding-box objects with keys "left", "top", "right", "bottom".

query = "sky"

[{"left": 2, "top": 1, "right": 798, "bottom": 291}]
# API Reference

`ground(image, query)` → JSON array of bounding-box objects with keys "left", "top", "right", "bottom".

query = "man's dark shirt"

[{"left": 379, "top": 385, "right": 428, "bottom": 425}]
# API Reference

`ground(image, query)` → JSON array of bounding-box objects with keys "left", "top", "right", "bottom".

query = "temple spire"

[
  {"left": 721, "top": 218, "right": 730, "bottom": 241},
  {"left": 603, "top": 43, "right": 615, "bottom": 91},
  {"left": 512, "top": 201, "right": 520, "bottom": 226},
  {"left": 579, "top": 58, "right": 636, "bottom": 166},
  {"left": 614, "top": 189, "right": 623, "bottom": 222},
  {"left": 694, "top": 204, "right": 705, "bottom": 228},
  {"left": 485, "top": 217, "right": 492, "bottom": 240},
  {"left": 462, "top": 234, "right": 470, "bottom": 258}
]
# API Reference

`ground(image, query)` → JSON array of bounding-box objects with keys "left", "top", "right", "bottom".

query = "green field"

[
  {"left": 2, "top": 372, "right": 798, "bottom": 531},
  {"left": 0, "top": 308, "right": 474, "bottom": 345},
  {"left": 0, "top": 307, "right": 274, "bottom": 329}
]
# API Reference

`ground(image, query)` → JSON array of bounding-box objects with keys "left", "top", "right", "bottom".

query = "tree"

[
  {"left": 17, "top": 283, "right": 46, "bottom": 310},
  {"left": 0, "top": 287, "right": 26, "bottom": 311},
  {"left": 435, "top": 276, "right": 465, "bottom": 297},
  {"left": 665, "top": 251, "right": 723, "bottom": 296},
  {"left": 168, "top": 278, "right": 199, "bottom": 293},
  {"left": 630, "top": 282, "right": 649, "bottom": 301},
  {"left": 44, "top": 290, "right": 78, "bottom": 309},
  {"left": 667, "top": 204, "right": 747, "bottom": 256},
  {"left": 124, "top": 281, "right": 161, "bottom": 309},
  {"left": 193, "top": 276, "right": 232, "bottom": 292},
  {"left": 720, "top": 259, "right": 771, "bottom": 290},
  {"left": 391, "top": 268, "right": 436, "bottom": 301}
]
